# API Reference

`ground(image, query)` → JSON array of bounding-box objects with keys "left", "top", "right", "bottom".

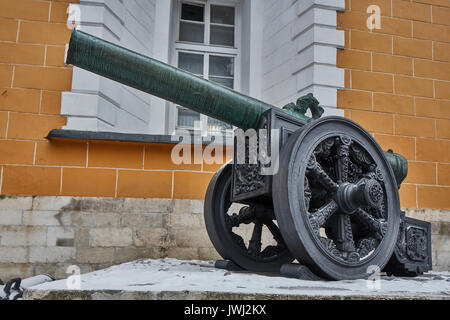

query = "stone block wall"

[
  {"left": 0, "top": 196, "right": 220, "bottom": 280},
  {"left": 0, "top": 196, "right": 448, "bottom": 280}
]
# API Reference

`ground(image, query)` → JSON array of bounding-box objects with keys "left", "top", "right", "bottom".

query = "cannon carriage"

[{"left": 66, "top": 30, "right": 432, "bottom": 280}]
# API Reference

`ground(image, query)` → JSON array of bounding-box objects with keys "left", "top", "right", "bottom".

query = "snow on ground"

[{"left": 30, "top": 259, "right": 450, "bottom": 298}]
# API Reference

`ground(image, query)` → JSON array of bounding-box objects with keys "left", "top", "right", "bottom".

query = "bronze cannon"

[{"left": 66, "top": 30, "right": 432, "bottom": 280}]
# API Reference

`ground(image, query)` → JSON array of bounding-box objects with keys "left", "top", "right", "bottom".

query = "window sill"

[{"left": 47, "top": 129, "right": 234, "bottom": 146}]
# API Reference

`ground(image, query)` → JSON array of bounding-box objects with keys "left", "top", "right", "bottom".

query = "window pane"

[
  {"left": 181, "top": 3, "right": 204, "bottom": 22},
  {"left": 209, "top": 77, "right": 234, "bottom": 89},
  {"left": 208, "top": 117, "right": 232, "bottom": 132},
  {"left": 178, "top": 108, "right": 200, "bottom": 128},
  {"left": 209, "top": 55, "right": 234, "bottom": 77},
  {"left": 211, "top": 5, "right": 235, "bottom": 25},
  {"left": 210, "top": 25, "right": 234, "bottom": 47},
  {"left": 179, "top": 21, "right": 204, "bottom": 43},
  {"left": 179, "top": 52, "right": 204, "bottom": 75}
]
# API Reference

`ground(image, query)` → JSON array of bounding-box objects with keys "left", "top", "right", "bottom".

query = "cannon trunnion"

[{"left": 66, "top": 30, "right": 432, "bottom": 280}]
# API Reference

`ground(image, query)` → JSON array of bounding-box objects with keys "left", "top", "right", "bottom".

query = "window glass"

[
  {"left": 208, "top": 117, "right": 232, "bottom": 132},
  {"left": 179, "top": 21, "right": 204, "bottom": 43},
  {"left": 210, "top": 25, "right": 234, "bottom": 46},
  {"left": 176, "top": 2, "right": 237, "bottom": 134},
  {"left": 179, "top": 52, "right": 204, "bottom": 75},
  {"left": 209, "top": 77, "right": 234, "bottom": 88},
  {"left": 209, "top": 56, "right": 234, "bottom": 77},
  {"left": 178, "top": 52, "right": 203, "bottom": 128},
  {"left": 178, "top": 108, "right": 201, "bottom": 128},
  {"left": 181, "top": 3, "right": 204, "bottom": 22},
  {"left": 211, "top": 5, "right": 235, "bottom": 25},
  {"left": 208, "top": 55, "right": 233, "bottom": 130}
]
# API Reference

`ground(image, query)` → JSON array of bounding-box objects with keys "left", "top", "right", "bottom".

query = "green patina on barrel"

[{"left": 66, "top": 29, "right": 275, "bottom": 131}]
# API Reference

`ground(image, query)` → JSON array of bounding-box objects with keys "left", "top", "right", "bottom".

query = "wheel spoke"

[
  {"left": 248, "top": 222, "right": 263, "bottom": 257},
  {"left": 307, "top": 155, "right": 339, "bottom": 192},
  {"left": 335, "top": 136, "right": 351, "bottom": 183},
  {"left": 335, "top": 214, "right": 356, "bottom": 253},
  {"left": 264, "top": 220, "right": 284, "bottom": 246},
  {"left": 229, "top": 206, "right": 255, "bottom": 228},
  {"left": 309, "top": 200, "right": 339, "bottom": 228},
  {"left": 356, "top": 208, "right": 387, "bottom": 238}
]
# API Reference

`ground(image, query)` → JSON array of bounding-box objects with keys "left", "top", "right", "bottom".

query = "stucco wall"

[
  {"left": 61, "top": 0, "right": 157, "bottom": 133},
  {"left": 262, "top": 0, "right": 346, "bottom": 116}
]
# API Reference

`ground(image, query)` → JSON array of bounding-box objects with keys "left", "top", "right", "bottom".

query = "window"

[{"left": 173, "top": 0, "right": 240, "bottom": 136}]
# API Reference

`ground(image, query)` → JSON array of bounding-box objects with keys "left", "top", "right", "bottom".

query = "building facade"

[{"left": 0, "top": 0, "right": 449, "bottom": 279}]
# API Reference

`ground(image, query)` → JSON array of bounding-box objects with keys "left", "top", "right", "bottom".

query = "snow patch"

[{"left": 30, "top": 259, "right": 450, "bottom": 298}]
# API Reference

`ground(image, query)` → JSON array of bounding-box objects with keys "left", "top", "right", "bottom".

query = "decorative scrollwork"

[
  {"left": 233, "top": 115, "right": 269, "bottom": 198},
  {"left": 357, "top": 237, "right": 378, "bottom": 259},
  {"left": 314, "top": 138, "right": 335, "bottom": 158},
  {"left": 307, "top": 154, "right": 339, "bottom": 192},
  {"left": 406, "top": 227, "right": 428, "bottom": 262},
  {"left": 368, "top": 182, "right": 384, "bottom": 204},
  {"left": 350, "top": 144, "right": 374, "bottom": 168},
  {"left": 335, "top": 136, "right": 351, "bottom": 183},
  {"left": 309, "top": 200, "right": 339, "bottom": 229},
  {"left": 348, "top": 161, "right": 363, "bottom": 184},
  {"left": 336, "top": 214, "right": 356, "bottom": 253},
  {"left": 320, "top": 237, "right": 342, "bottom": 259},
  {"left": 234, "top": 164, "right": 266, "bottom": 196}
]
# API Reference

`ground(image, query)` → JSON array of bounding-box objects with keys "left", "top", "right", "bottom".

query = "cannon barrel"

[
  {"left": 66, "top": 29, "right": 279, "bottom": 131},
  {"left": 66, "top": 30, "right": 407, "bottom": 186}
]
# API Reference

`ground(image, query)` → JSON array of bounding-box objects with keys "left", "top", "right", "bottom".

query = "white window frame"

[{"left": 170, "top": 0, "right": 242, "bottom": 136}]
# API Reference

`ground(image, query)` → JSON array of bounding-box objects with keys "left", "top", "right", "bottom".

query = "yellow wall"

[
  {"left": 337, "top": 0, "right": 450, "bottom": 209},
  {"left": 0, "top": 0, "right": 449, "bottom": 209},
  {"left": 0, "top": 0, "right": 231, "bottom": 200}
]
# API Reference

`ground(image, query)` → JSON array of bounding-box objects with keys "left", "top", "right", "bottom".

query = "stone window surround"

[{"left": 58, "top": 0, "right": 346, "bottom": 142}]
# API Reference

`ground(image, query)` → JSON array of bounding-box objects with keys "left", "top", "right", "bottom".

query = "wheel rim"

[
  {"left": 204, "top": 164, "right": 294, "bottom": 272},
  {"left": 273, "top": 117, "right": 400, "bottom": 280}
]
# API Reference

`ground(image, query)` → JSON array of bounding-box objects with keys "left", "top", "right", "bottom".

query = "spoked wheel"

[
  {"left": 204, "top": 163, "right": 294, "bottom": 272},
  {"left": 273, "top": 117, "right": 401, "bottom": 280}
]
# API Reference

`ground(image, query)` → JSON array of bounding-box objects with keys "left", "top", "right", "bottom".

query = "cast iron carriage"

[{"left": 66, "top": 30, "right": 432, "bottom": 280}]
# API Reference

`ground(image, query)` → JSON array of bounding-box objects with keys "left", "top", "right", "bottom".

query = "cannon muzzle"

[{"left": 66, "top": 29, "right": 278, "bottom": 130}]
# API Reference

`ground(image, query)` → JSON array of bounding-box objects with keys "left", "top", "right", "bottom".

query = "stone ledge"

[
  {"left": 23, "top": 289, "right": 449, "bottom": 300},
  {"left": 23, "top": 259, "right": 450, "bottom": 300},
  {"left": 47, "top": 130, "right": 234, "bottom": 146}
]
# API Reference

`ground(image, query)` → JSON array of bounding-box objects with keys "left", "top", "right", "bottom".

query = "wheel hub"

[{"left": 335, "top": 179, "right": 383, "bottom": 214}]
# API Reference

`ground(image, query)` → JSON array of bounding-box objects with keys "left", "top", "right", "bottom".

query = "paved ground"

[{"left": 24, "top": 258, "right": 450, "bottom": 300}]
